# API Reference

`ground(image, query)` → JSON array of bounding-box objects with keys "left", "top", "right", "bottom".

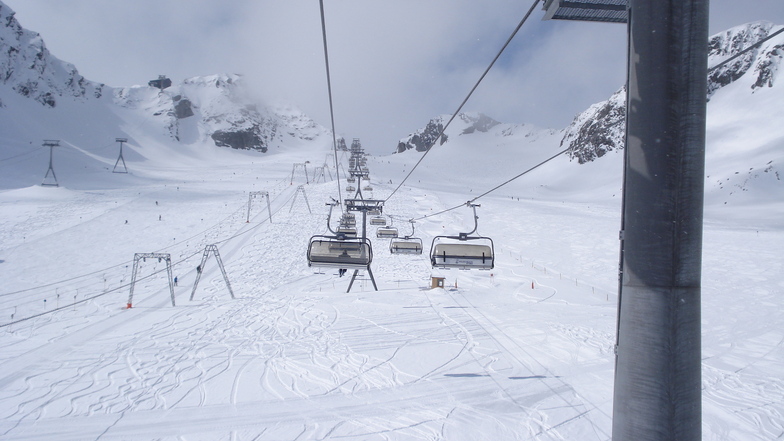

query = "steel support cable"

[
  {"left": 319, "top": 0, "right": 343, "bottom": 208},
  {"left": 0, "top": 146, "right": 45, "bottom": 163},
  {"left": 383, "top": 0, "right": 541, "bottom": 203},
  {"left": 406, "top": 147, "right": 570, "bottom": 224},
  {"left": 0, "top": 180, "right": 289, "bottom": 298},
  {"left": 214, "top": 187, "right": 299, "bottom": 245},
  {"left": 707, "top": 26, "right": 784, "bottom": 74},
  {"left": 394, "top": 23, "right": 777, "bottom": 226}
]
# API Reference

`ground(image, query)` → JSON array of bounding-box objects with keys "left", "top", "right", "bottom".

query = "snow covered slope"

[
  {"left": 0, "top": 1, "right": 328, "bottom": 190},
  {"left": 0, "top": 5, "right": 782, "bottom": 440},
  {"left": 396, "top": 21, "right": 783, "bottom": 220}
]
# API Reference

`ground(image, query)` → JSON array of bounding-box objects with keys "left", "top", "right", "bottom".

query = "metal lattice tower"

[
  {"left": 247, "top": 191, "right": 272, "bottom": 223},
  {"left": 41, "top": 140, "right": 60, "bottom": 187},
  {"left": 290, "top": 162, "right": 310, "bottom": 185},
  {"left": 113, "top": 138, "right": 129, "bottom": 173},
  {"left": 127, "top": 253, "right": 175, "bottom": 308},
  {"left": 289, "top": 185, "right": 311, "bottom": 213},
  {"left": 190, "top": 244, "right": 235, "bottom": 301}
]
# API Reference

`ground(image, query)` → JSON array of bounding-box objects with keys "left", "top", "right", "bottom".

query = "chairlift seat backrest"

[
  {"left": 308, "top": 236, "right": 372, "bottom": 269},
  {"left": 370, "top": 216, "right": 386, "bottom": 226},
  {"left": 430, "top": 237, "right": 494, "bottom": 270},
  {"left": 376, "top": 227, "right": 399, "bottom": 238},
  {"left": 390, "top": 238, "right": 423, "bottom": 255}
]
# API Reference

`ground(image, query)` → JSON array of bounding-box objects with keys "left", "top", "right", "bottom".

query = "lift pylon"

[
  {"left": 127, "top": 253, "right": 175, "bottom": 308},
  {"left": 190, "top": 244, "right": 235, "bottom": 301},
  {"left": 289, "top": 185, "right": 312, "bottom": 213},
  {"left": 290, "top": 162, "right": 310, "bottom": 185},
  {"left": 247, "top": 191, "right": 272, "bottom": 223},
  {"left": 41, "top": 140, "right": 60, "bottom": 187},
  {"left": 113, "top": 138, "right": 129, "bottom": 173}
]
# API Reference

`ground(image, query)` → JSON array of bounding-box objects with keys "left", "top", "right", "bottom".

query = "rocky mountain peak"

[
  {"left": 395, "top": 112, "right": 500, "bottom": 153},
  {"left": 0, "top": 2, "right": 103, "bottom": 107},
  {"left": 562, "top": 21, "right": 783, "bottom": 164}
]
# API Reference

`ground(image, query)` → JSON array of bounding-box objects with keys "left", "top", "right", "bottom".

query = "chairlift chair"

[
  {"left": 363, "top": 186, "right": 373, "bottom": 192},
  {"left": 347, "top": 177, "right": 356, "bottom": 183},
  {"left": 337, "top": 226, "right": 357, "bottom": 238},
  {"left": 307, "top": 235, "right": 372, "bottom": 269},
  {"left": 376, "top": 226, "right": 399, "bottom": 238},
  {"left": 390, "top": 237, "right": 423, "bottom": 255},
  {"left": 390, "top": 220, "right": 423, "bottom": 255},
  {"left": 429, "top": 204, "right": 494, "bottom": 270},
  {"left": 370, "top": 216, "right": 386, "bottom": 226},
  {"left": 346, "top": 185, "right": 356, "bottom": 192}
]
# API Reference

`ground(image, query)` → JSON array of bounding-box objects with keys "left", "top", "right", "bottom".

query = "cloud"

[{"left": 5, "top": 0, "right": 784, "bottom": 154}]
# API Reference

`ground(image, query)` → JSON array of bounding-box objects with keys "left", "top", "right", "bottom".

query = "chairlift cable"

[
  {"left": 383, "top": 0, "right": 541, "bottom": 203},
  {"left": 409, "top": 147, "right": 570, "bottom": 223},
  {"left": 707, "top": 26, "right": 784, "bottom": 74},
  {"left": 319, "top": 0, "right": 344, "bottom": 208}
]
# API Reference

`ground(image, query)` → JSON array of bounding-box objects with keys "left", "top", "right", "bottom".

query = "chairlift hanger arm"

[{"left": 325, "top": 201, "right": 338, "bottom": 235}]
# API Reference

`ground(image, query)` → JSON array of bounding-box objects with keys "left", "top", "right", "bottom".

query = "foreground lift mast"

[{"left": 542, "top": 1, "right": 707, "bottom": 439}]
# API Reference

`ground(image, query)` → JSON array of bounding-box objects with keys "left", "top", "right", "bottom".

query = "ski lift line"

[
  {"left": 0, "top": 247, "right": 205, "bottom": 328},
  {"left": 383, "top": 0, "right": 541, "bottom": 203},
  {"left": 319, "top": 0, "right": 344, "bottom": 208},
  {"left": 213, "top": 188, "right": 298, "bottom": 246},
  {"left": 0, "top": 146, "right": 46, "bottom": 163},
  {"left": 707, "top": 26, "right": 784, "bottom": 74},
  {"left": 0, "top": 183, "right": 291, "bottom": 298}
]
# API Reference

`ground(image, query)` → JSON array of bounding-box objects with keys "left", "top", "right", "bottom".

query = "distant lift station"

[
  {"left": 541, "top": 0, "right": 627, "bottom": 23},
  {"left": 148, "top": 75, "right": 172, "bottom": 90}
]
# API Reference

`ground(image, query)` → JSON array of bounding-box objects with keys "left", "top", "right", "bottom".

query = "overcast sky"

[{"left": 6, "top": 0, "right": 784, "bottom": 154}]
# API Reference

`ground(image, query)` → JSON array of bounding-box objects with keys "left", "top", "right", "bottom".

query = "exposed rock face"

[
  {"left": 396, "top": 117, "right": 448, "bottom": 153},
  {"left": 395, "top": 113, "right": 501, "bottom": 153},
  {"left": 0, "top": 3, "right": 103, "bottom": 107},
  {"left": 562, "top": 87, "right": 626, "bottom": 164},
  {"left": 459, "top": 113, "right": 499, "bottom": 134},
  {"left": 707, "top": 22, "right": 783, "bottom": 96},
  {"left": 174, "top": 97, "right": 194, "bottom": 119},
  {"left": 211, "top": 128, "right": 266, "bottom": 152},
  {"left": 561, "top": 21, "right": 783, "bottom": 164}
]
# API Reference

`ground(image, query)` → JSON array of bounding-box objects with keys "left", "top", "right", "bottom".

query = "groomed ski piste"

[{"left": 1, "top": 117, "right": 783, "bottom": 441}]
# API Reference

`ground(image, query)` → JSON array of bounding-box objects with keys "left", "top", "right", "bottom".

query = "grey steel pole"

[{"left": 612, "top": 1, "right": 708, "bottom": 440}]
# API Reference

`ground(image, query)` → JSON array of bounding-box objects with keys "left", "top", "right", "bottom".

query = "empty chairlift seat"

[
  {"left": 430, "top": 236, "right": 494, "bottom": 270},
  {"left": 390, "top": 237, "right": 423, "bottom": 255},
  {"left": 376, "top": 227, "right": 399, "bottom": 238},
  {"left": 370, "top": 216, "right": 386, "bottom": 226},
  {"left": 337, "top": 226, "right": 357, "bottom": 237},
  {"left": 307, "top": 236, "right": 372, "bottom": 269}
]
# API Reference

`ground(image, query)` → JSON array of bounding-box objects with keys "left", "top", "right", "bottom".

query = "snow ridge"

[
  {"left": 0, "top": 2, "right": 104, "bottom": 107},
  {"left": 560, "top": 21, "right": 784, "bottom": 165}
]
